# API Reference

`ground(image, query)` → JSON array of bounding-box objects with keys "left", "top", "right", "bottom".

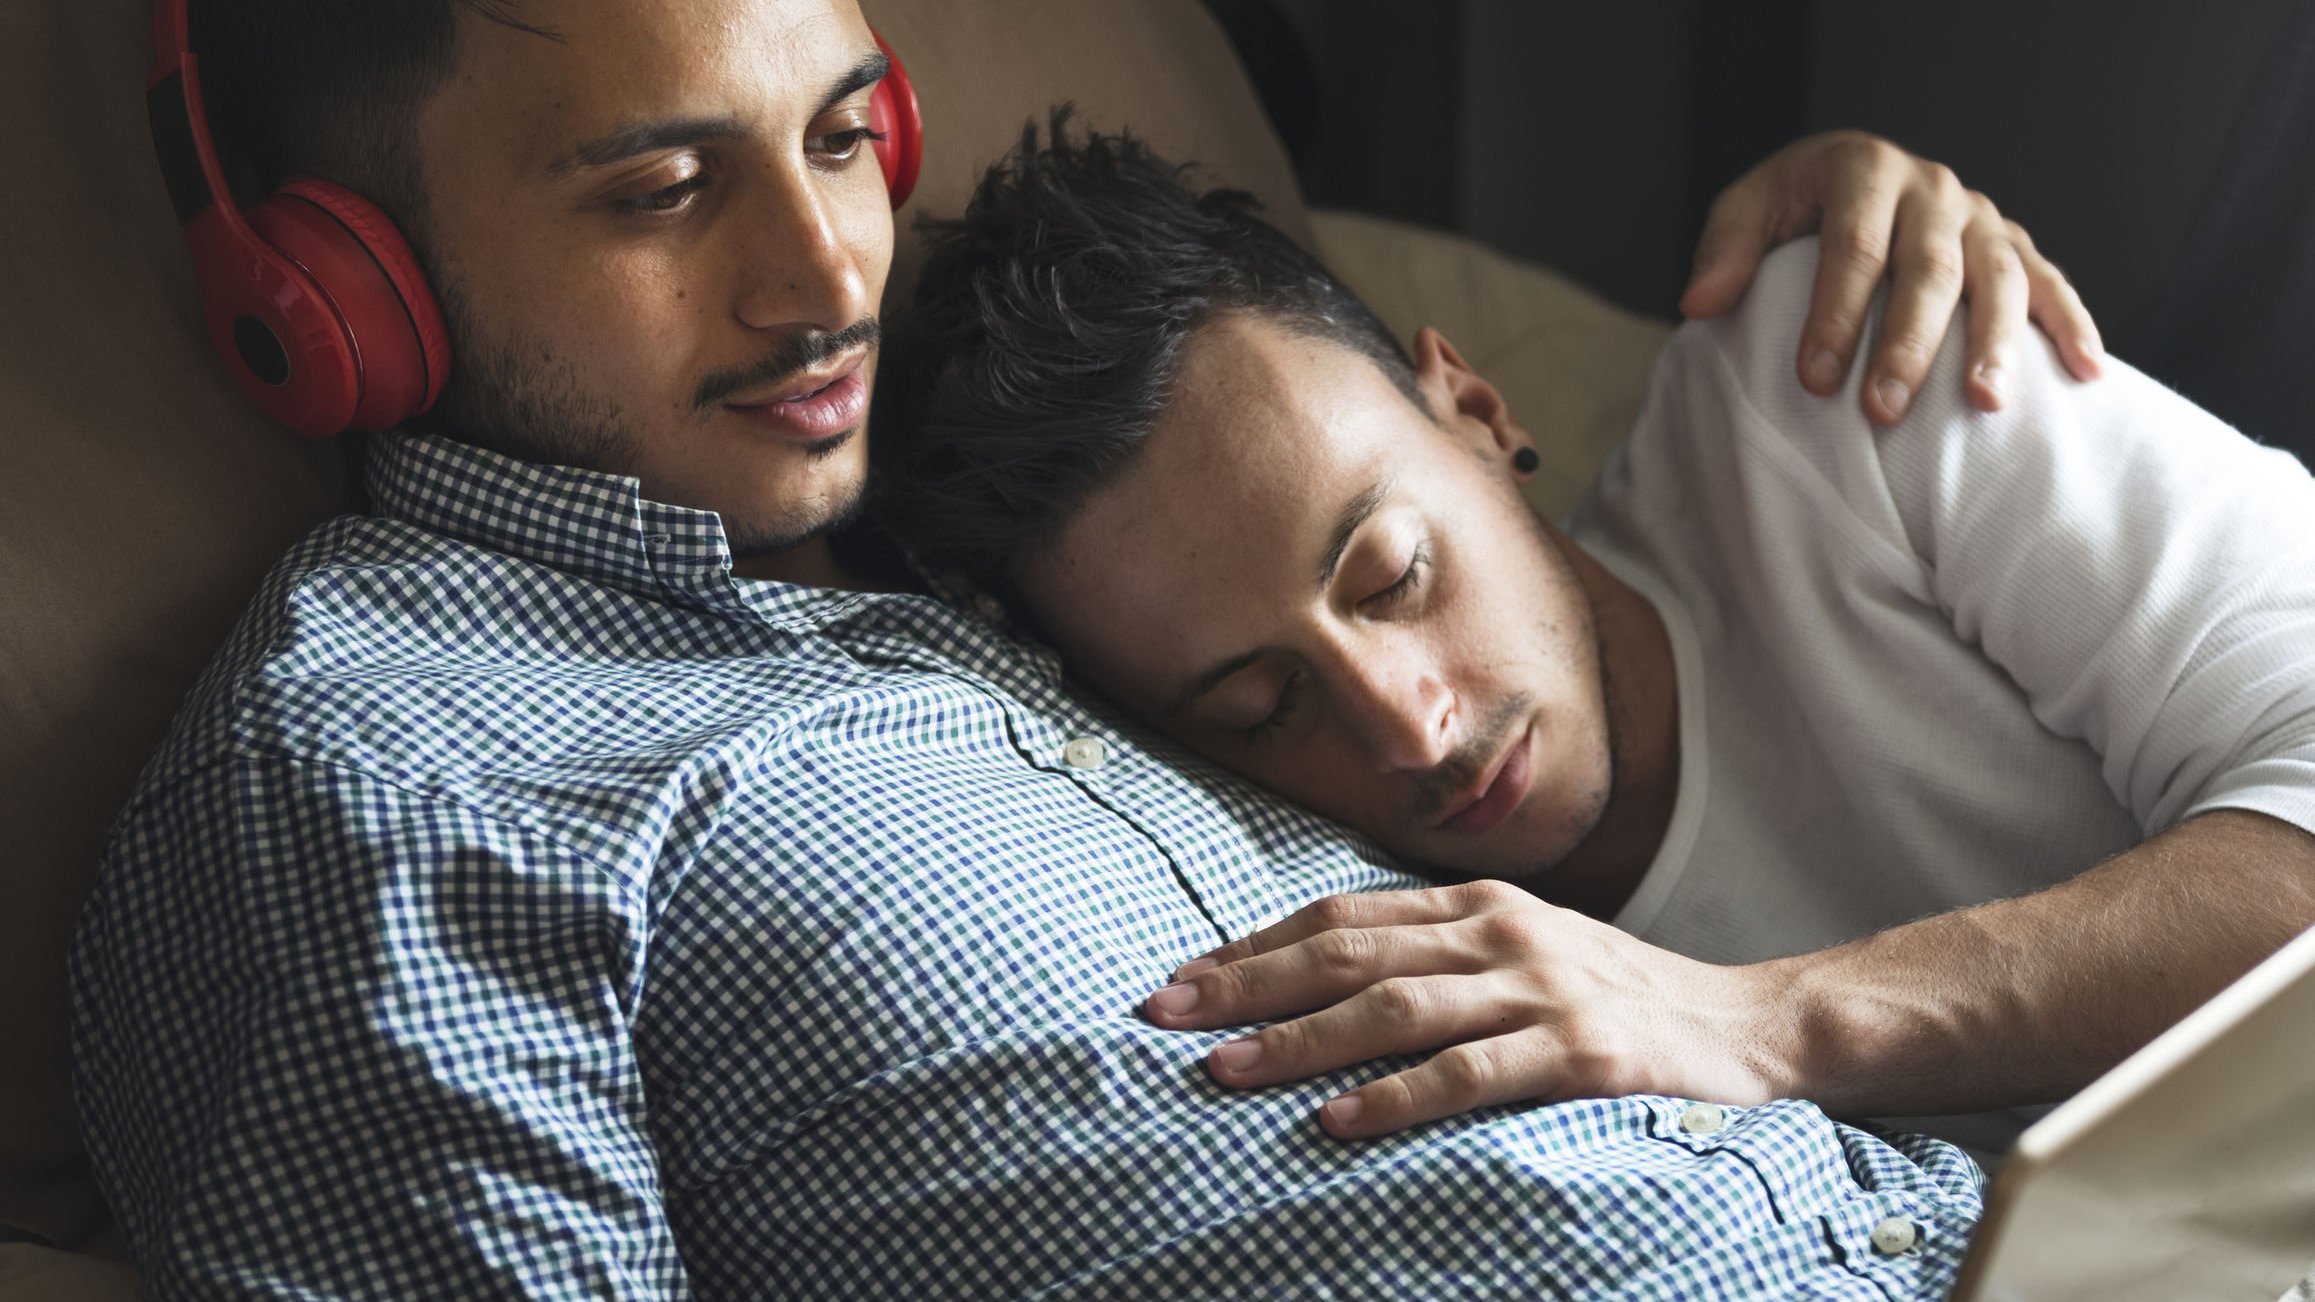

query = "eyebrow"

[
  {"left": 544, "top": 50, "right": 891, "bottom": 177},
  {"left": 1163, "top": 479, "right": 1397, "bottom": 721}
]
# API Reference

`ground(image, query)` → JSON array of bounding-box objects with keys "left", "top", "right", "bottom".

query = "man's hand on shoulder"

[
  {"left": 1140, "top": 880, "right": 1797, "bottom": 1138},
  {"left": 1681, "top": 130, "right": 2105, "bottom": 426}
]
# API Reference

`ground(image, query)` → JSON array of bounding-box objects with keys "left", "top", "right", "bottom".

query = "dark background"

[{"left": 1203, "top": 0, "right": 2311, "bottom": 464}]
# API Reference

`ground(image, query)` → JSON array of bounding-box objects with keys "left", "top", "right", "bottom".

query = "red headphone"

[{"left": 148, "top": 0, "right": 924, "bottom": 439}]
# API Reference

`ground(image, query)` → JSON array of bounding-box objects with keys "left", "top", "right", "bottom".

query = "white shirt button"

[
  {"left": 1869, "top": 1216, "right": 1919, "bottom": 1256},
  {"left": 973, "top": 593, "right": 1005, "bottom": 621},
  {"left": 1678, "top": 1102, "right": 1727, "bottom": 1136},
  {"left": 1062, "top": 737, "right": 1111, "bottom": 771}
]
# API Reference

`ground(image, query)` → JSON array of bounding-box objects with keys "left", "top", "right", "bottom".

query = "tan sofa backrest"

[{"left": 0, "top": 0, "right": 1302, "bottom": 1245}]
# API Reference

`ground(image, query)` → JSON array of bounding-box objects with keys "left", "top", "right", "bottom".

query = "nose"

[
  {"left": 1331, "top": 643, "right": 1457, "bottom": 773},
  {"left": 732, "top": 163, "right": 875, "bottom": 334}
]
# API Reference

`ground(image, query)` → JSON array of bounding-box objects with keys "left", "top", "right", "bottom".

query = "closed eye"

[
  {"left": 1365, "top": 546, "right": 1430, "bottom": 612},
  {"left": 1240, "top": 668, "right": 1308, "bottom": 745}
]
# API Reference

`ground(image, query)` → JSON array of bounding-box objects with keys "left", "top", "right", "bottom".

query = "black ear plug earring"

[{"left": 1512, "top": 448, "right": 1540, "bottom": 474}]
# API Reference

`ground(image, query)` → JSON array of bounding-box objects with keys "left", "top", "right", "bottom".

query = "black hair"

[
  {"left": 876, "top": 109, "right": 1426, "bottom": 593},
  {"left": 192, "top": 1, "right": 555, "bottom": 233}
]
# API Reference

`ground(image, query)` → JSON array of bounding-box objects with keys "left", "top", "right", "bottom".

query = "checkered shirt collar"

[{"left": 365, "top": 433, "right": 844, "bottom": 623}]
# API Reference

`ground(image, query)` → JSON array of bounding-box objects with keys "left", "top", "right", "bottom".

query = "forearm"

[{"left": 1758, "top": 809, "right": 2315, "bottom": 1118}]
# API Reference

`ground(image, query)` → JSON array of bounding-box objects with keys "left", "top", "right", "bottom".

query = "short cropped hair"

[
  {"left": 193, "top": 0, "right": 549, "bottom": 229},
  {"left": 877, "top": 110, "right": 1426, "bottom": 591}
]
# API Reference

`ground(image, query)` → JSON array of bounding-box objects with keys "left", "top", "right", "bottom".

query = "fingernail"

[
  {"left": 1876, "top": 376, "right": 1912, "bottom": 420},
  {"left": 1976, "top": 361, "right": 2007, "bottom": 404},
  {"left": 1174, "top": 956, "right": 1219, "bottom": 981},
  {"left": 1147, "top": 983, "right": 1200, "bottom": 1018},
  {"left": 1324, "top": 1095, "right": 1364, "bottom": 1129},
  {"left": 1211, "top": 1038, "right": 1263, "bottom": 1074},
  {"left": 1804, "top": 348, "right": 1842, "bottom": 391}
]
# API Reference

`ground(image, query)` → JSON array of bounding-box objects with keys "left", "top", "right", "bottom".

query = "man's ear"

[{"left": 1412, "top": 327, "right": 1537, "bottom": 475}]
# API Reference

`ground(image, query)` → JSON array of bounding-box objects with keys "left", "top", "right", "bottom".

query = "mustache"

[
  {"left": 1409, "top": 693, "right": 1536, "bottom": 824},
  {"left": 693, "top": 317, "right": 882, "bottom": 411}
]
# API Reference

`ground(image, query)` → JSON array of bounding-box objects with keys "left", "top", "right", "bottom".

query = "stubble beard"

[
  {"left": 724, "top": 428, "right": 870, "bottom": 560},
  {"left": 412, "top": 266, "right": 870, "bottom": 558},
  {"left": 413, "top": 263, "right": 648, "bottom": 478},
  {"left": 1514, "top": 510, "right": 1622, "bottom": 883}
]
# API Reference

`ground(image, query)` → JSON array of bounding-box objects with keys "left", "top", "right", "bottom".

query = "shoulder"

[
  {"left": 1628, "top": 237, "right": 1868, "bottom": 478},
  {"left": 1596, "top": 238, "right": 1923, "bottom": 574},
  {"left": 128, "top": 515, "right": 465, "bottom": 777},
  {"left": 1653, "top": 236, "right": 1891, "bottom": 478},
  {"left": 1665, "top": 237, "right": 1829, "bottom": 405},
  {"left": 141, "top": 513, "right": 676, "bottom": 803},
  {"left": 1675, "top": 239, "right": 2315, "bottom": 581},
  {"left": 199, "top": 511, "right": 584, "bottom": 699}
]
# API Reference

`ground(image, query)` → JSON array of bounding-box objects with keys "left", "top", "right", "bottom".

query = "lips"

[
  {"left": 723, "top": 353, "right": 869, "bottom": 442},
  {"left": 1436, "top": 722, "right": 1535, "bottom": 836}
]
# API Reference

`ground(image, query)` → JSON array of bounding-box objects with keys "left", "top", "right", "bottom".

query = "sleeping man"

[
  {"left": 69, "top": 0, "right": 2167, "bottom": 1297},
  {"left": 879, "top": 120, "right": 2315, "bottom": 1160}
]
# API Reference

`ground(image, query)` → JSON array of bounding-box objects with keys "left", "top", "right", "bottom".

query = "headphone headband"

[
  {"left": 148, "top": 0, "right": 237, "bottom": 229},
  {"left": 151, "top": 0, "right": 189, "bottom": 72}
]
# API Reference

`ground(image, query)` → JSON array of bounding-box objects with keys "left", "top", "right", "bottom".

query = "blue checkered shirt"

[{"left": 72, "top": 434, "right": 1982, "bottom": 1299}]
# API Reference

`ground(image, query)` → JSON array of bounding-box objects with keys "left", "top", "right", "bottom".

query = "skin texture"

[{"left": 410, "top": 0, "right": 896, "bottom": 586}]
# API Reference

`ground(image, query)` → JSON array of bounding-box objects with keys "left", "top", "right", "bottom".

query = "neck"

[
  {"left": 730, "top": 528, "right": 921, "bottom": 595},
  {"left": 1541, "top": 539, "right": 1682, "bottom": 921},
  {"left": 733, "top": 536, "right": 856, "bottom": 589}
]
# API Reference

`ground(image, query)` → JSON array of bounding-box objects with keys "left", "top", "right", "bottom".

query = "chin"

[
  {"left": 725, "top": 487, "right": 869, "bottom": 558},
  {"left": 698, "top": 438, "right": 869, "bottom": 546},
  {"left": 1418, "top": 788, "right": 1609, "bottom": 885}
]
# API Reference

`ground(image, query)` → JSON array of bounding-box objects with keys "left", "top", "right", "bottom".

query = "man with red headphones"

[{"left": 75, "top": 0, "right": 2104, "bottom": 1298}]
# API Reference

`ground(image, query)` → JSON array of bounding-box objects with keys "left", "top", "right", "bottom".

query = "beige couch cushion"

[
  {"left": 871, "top": 0, "right": 1312, "bottom": 301},
  {"left": 0, "top": 0, "right": 355, "bottom": 1251},
  {"left": 0, "top": 0, "right": 1302, "bottom": 1251}
]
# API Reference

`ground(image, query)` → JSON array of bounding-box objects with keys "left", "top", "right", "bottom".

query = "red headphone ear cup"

[
  {"left": 253, "top": 178, "right": 452, "bottom": 432},
  {"left": 275, "top": 179, "right": 453, "bottom": 414},
  {"left": 247, "top": 191, "right": 429, "bottom": 434},
  {"left": 182, "top": 207, "right": 363, "bottom": 438},
  {"left": 869, "top": 31, "right": 923, "bottom": 209}
]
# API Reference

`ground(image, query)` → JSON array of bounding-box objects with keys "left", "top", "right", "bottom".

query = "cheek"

[
  {"left": 1020, "top": 553, "right": 1195, "bottom": 705},
  {"left": 572, "top": 247, "right": 703, "bottom": 332},
  {"left": 457, "top": 234, "right": 689, "bottom": 361},
  {"left": 838, "top": 185, "right": 895, "bottom": 304},
  {"left": 1443, "top": 506, "right": 1583, "bottom": 674},
  {"left": 1197, "top": 731, "right": 1388, "bottom": 833},
  {"left": 496, "top": 247, "right": 723, "bottom": 415}
]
